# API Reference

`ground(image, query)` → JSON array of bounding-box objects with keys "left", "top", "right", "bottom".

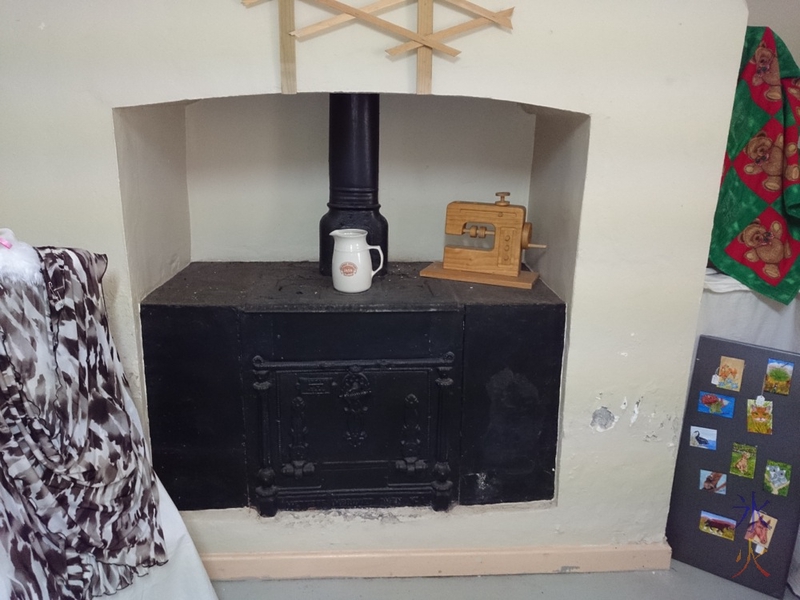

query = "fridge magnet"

[
  {"left": 732, "top": 492, "right": 773, "bottom": 578},
  {"left": 700, "top": 470, "right": 728, "bottom": 494},
  {"left": 747, "top": 399, "right": 773, "bottom": 434},
  {"left": 713, "top": 356, "right": 745, "bottom": 391},
  {"left": 731, "top": 443, "right": 758, "bottom": 478},
  {"left": 689, "top": 426, "right": 717, "bottom": 450},
  {"left": 764, "top": 460, "right": 792, "bottom": 496},
  {"left": 744, "top": 511, "right": 778, "bottom": 554},
  {"left": 699, "top": 511, "right": 737, "bottom": 540},
  {"left": 698, "top": 391, "right": 736, "bottom": 418},
  {"left": 763, "top": 359, "right": 794, "bottom": 396}
]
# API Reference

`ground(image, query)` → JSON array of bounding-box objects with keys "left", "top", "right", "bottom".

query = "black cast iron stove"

[
  {"left": 319, "top": 93, "right": 388, "bottom": 276},
  {"left": 141, "top": 262, "right": 565, "bottom": 515},
  {"left": 140, "top": 94, "right": 564, "bottom": 516}
]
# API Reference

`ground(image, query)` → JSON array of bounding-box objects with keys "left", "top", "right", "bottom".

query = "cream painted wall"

[
  {"left": 186, "top": 93, "right": 537, "bottom": 261},
  {"left": 0, "top": 0, "right": 748, "bottom": 560},
  {"left": 526, "top": 108, "right": 590, "bottom": 305},
  {"left": 115, "top": 104, "right": 191, "bottom": 303},
  {"left": 746, "top": 0, "right": 800, "bottom": 56},
  {"left": 114, "top": 103, "right": 192, "bottom": 422}
]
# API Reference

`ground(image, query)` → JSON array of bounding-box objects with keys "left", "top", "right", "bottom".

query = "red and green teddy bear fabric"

[{"left": 710, "top": 27, "right": 800, "bottom": 304}]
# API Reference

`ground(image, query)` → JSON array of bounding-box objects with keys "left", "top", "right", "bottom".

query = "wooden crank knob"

[
  {"left": 521, "top": 222, "right": 547, "bottom": 250},
  {"left": 495, "top": 192, "right": 510, "bottom": 206},
  {"left": 521, "top": 222, "right": 533, "bottom": 249}
]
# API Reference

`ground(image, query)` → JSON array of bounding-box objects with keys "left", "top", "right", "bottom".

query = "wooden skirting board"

[
  {"left": 420, "top": 261, "right": 539, "bottom": 289},
  {"left": 201, "top": 543, "right": 672, "bottom": 580}
]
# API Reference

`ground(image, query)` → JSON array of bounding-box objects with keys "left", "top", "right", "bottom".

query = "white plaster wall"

[
  {"left": 0, "top": 0, "right": 748, "bottom": 557},
  {"left": 114, "top": 103, "right": 192, "bottom": 422},
  {"left": 187, "top": 93, "right": 536, "bottom": 261},
  {"left": 526, "top": 108, "right": 590, "bottom": 305},
  {"left": 115, "top": 104, "right": 191, "bottom": 303}
]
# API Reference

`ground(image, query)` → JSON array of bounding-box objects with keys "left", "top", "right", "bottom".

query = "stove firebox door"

[{"left": 242, "top": 311, "right": 462, "bottom": 516}]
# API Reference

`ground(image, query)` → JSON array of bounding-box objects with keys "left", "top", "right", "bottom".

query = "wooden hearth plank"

[
  {"left": 292, "top": 0, "right": 409, "bottom": 39},
  {"left": 439, "top": 0, "right": 513, "bottom": 29},
  {"left": 416, "top": 0, "right": 434, "bottom": 94},
  {"left": 307, "top": 0, "right": 461, "bottom": 56},
  {"left": 386, "top": 8, "right": 512, "bottom": 56},
  {"left": 199, "top": 543, "right": 673, "bottom": 580}
]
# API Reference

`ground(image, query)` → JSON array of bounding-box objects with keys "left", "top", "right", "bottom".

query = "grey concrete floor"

[{"left": 212, "top": 560, "right": 798, "bottom": 599}]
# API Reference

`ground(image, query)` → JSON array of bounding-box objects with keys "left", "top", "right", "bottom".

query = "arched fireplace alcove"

[{"left": 116, "top": 89, "right": 585, "bottom": 520}]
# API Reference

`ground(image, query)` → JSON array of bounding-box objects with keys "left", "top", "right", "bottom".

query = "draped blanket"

[
  {"left": 0, "top": 247, "right": 166, "bottom": 600},
  {"left": 709, "top": 27, "right": 800, "bottom": 304}
]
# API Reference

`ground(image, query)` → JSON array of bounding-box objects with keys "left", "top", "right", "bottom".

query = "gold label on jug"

[{"left": 340, "top": 262, "right": 357, "bottom": 277}]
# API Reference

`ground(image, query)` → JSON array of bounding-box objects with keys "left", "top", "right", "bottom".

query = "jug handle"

[{"left": 369, "top": 245, "right": 384, "bottom": 277}]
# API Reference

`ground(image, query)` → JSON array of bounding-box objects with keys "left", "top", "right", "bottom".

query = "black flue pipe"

[{"left": 319, "top": 93, "right": 388, "bottom": 276}]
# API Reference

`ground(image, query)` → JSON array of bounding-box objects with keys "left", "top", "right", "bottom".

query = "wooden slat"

[
  {"left": 439, "top": 0, "right": 513, "bottom": 29},
  {"left": 420, "top": 262, "right": 538, "bottom": 289},
  {"left": 242, "top": 0, "right": 270, "bottom": 7},
  {"left": 201, "top": 543, "right": 673, "bottom": 580},
  {"left": 386, "top": 7, "right": 512, "bottom": 56},
  {"left": 279, "top": 0, "right": 298, "bottom": 93},
  {"left": 308, "top": 0, "right": 461, "bottom": 56},
  {"left": 292, "top": 0, "right": 408, "bottom": 39},
  {"left": 416, "top": 0, "right": 434, "bottom": 94}
]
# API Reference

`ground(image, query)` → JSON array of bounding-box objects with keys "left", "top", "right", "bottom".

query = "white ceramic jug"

[{"left": 330, "top": 229, "right": 384, "bottom": 293}]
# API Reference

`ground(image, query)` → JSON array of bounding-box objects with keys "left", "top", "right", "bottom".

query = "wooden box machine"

[{"left": 420, "top": 192, "right": 545, "bottom": 289}]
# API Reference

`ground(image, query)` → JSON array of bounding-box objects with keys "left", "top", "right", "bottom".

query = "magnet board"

[{"left": 666, "top": 335, "right": 800, "bottom": 598}]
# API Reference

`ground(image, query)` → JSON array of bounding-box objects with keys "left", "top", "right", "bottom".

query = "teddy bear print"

[
  {"left": 743, "top": 131, "right": 799, "bottom": 192},
  {"left": 738, "top": 218, "right": 792, "bottom": 279},
  {"left": 789, "top": 78, "right": 800, "bottom": 119},
  {"left": 751, "top": 41, "right": 782, "bottom": 102}
]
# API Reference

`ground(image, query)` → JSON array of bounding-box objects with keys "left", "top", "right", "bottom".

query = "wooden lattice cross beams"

[
  {"left": 244, "top": 0, "right": 299, "bottom": 93},
  {"left": 242, "top": 0, "right": 513, "bottom": 94}
]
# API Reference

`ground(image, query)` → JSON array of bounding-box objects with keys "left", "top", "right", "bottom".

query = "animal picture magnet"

[
  {"left": 699, "top": 511, "right": 737, "bottom": 541},
  {"left": 713, "top": 356, "right": 745, "bottom": 391},
  {"left": 747, "top": 398, "right": 773, "bottom": 434},
  {"left": 698, "top": 391, "right": 736, "bottom": 418},
  {"left": 731, "top": 443, "right": 758, "bottom": 478},
  {"left": 699, "top": 470, "right": 727, "bottom": 494},
  {"left": 764, "top": 359, "right": 793, "bottom": 396},
  {"left": 689, "top": 426, "right": 717, "bottom": 450},
  {"left": 744, "top": 511, "right": 777, "bottom": 554},
  {"left": 764, "top": 460, "right": 792, "bottom": 496}
]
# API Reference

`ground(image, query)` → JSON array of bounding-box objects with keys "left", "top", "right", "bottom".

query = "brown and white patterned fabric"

[{"left": 0, "top": 246, "right": 166, "bottom": 600}]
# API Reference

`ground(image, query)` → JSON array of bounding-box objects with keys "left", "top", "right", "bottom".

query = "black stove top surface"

[{"left": 143, "top": 261, "right": 563, "bottom": 312}]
